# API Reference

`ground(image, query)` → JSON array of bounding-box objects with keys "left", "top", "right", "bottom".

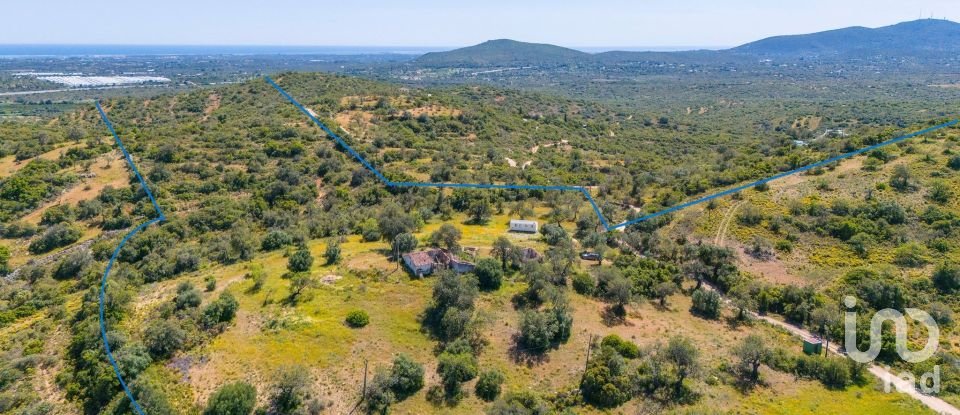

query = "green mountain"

[
  {"left": 414, "top": 39, "right": 590, "bottom": 66},
  {"left": 413, "top": 19, "right": 960, "bottom": 68},
  {"left": 732, "top": 19, "right": 960, "bottom": 57}
]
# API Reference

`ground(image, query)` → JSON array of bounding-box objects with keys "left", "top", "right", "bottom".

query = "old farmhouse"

[{"left": 402, "top": 248, "right": 476, "bottom": 277}]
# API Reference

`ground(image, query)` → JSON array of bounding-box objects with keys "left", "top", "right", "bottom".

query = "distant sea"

[{"left": 0, "top": 45, "right": 455, "bottom": 57}]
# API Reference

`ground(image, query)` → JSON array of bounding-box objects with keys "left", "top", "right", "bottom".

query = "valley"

[{"left": 2, "top": 16, "right": 960, "bottom": 415}]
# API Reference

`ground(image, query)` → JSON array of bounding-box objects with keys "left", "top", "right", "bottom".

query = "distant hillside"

[
  {"left": 414, "top": 39, "right": 590, "bottom": 66},
  {"left": 732, "top": 19, "right": 960, "bottom": 57},
  {"left": 411, "top": 20, "right": 960, "bottom": 68}
]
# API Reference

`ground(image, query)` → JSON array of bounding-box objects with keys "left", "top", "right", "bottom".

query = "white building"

[{"left": 509, "top": 219, "right": 539, "bottom": 233}]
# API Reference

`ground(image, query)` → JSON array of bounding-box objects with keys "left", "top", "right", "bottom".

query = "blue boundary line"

[
  {"left": 96, "top": 101, "right": 164, "bottom": 415},
  {"left": 93, "top": 79, "right": 958, "bottom": 413},
  {"left": 265, "top": 76, "right": 958, "bottom": 231}
]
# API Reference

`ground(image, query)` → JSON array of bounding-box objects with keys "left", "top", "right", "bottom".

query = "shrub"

[
  {"left": 143, "top": 319, "right": 186, "bottom": 359},
  {"left": 174, "top": 250, "right": 201, "bottom": 274},
  {"left": 52, "top": 250, "right": 92, "bottom": 280},
  {"left": 437, "top": 350, "right": 478, "bottom": 398},
  {"left": 430, "top": 224, "right": 462, "bottom": 252},
  {"left": 540, "top": 224, "right": 568, "bottom": 246},
  {"left": 270, "top": 365, "right": 311, "bottom": 414},
  {"left": 928, "top": 181, "right": 953, "bottom": 204},
  {"left": 0, "top": 245, "right": 9, "bottom": 276},
  {"left": 775, "top": 239, "right": 793, "bottom": 253},
  {"left": 572, "top": 272, "right": 596, "bottom": 295},
  {"left": 345, "top": 310, "right": 369, "bottom": 328},
  {"left": 929, "top": 302, "right": 954, "bottom": 326},
  {"left": 737, "top": 204, "right": 763, "bottom": 226},
  {"left": 391, "top": 233, "right": 418, "bottom": 256},
  {"left": 518, "top": 310, "right": 557, "bottom": 351},
  {"left": 581, "top": 347, "right": 632, "bottom": 408},
  {"left": 287, "top": 247, "right": 313, "bottom": 273},
  {"left": 364, "top": 370, "right": 396, "bottom": 414},
  {"left": 389, "top": 354, "right": 424, "bottom": 399},
  {"left": 76, "top": 198, "right": 103, "bottom": 220},
  {"left": 691, "top": 289, "right": 721, "bottom": 319},
  {"left": 204, "top": 382, "right": 257, "bottom": 415},
  {"left": 40, "top": 204, "right": 74, "bottom": 225},
  {"left": 2, "top": 221, "right": 37, "bottom": 238},
  {"left": 102, "top": 215, "right": 133, "bottom": 230},
  {"left": 933, "top": 263, "right": 960, "bottom": 293},
  {"left": 488, "top": 391, "right": 550, "bottom": 415},
  {"left": 204, "top": 275, "right": 217, "bottom": 292},
  {"left": 474, "top": 258, "right": 503, "bottom": 291},
  {"left": 820, "top": 357, "right": 851, "bottom": 388},
  {"left": 600, "top": 334, "right": 640, "bottom": 359},
  {"left": 475, "top": 370, "right": 505, "bottom": 401},
  {"left": 174, "top": 282, "right": 202, "bottom": 310},
  {"left": 894, "top": 242, "right": 929, "bottom": 268},
  {"left": 261, "top": 230, "right": 293, "bottom": 251},
  {"left": 202, "top": 292, "right": 239, "bottom": 328},
  {"left": 324, "top": 239, "right": 341, "bottom": 265},
  {"left": 847, "top": 233, "right": 872, "bottom": 258},
  {"left": 28, "top": 223, "right": 82, "bottom": 254},
  {"left": 949, "top": 155, "right": 960, "bottom": 171}
]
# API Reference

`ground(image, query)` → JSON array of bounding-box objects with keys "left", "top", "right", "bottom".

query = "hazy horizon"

[
  {"left": 0, "top": 44, "right": 733, "bottom": 57},
  {"left": 3, "top": 0, "right": 957, "bottom": 48}
]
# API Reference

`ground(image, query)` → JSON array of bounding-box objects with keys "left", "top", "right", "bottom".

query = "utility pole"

[
  {"left": 394, "top": 235, "right": 400, "bottom": 270},
  {"left": 579, "top": 334, "right": 594, "bottom": 389},
  {"left": 348, "top": 359, "right": 370, "bottom": 415},
  {"left": 362, "top": 359, "right": 369, "bottom": 398}
]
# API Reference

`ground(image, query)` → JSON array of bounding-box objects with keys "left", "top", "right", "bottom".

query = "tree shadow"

[
  {"left": 507, "top": 335, "right": 551, "bottom": 367},
  {"left": 650, "top": 299, "right": 672, "bottom": 312},
  {"left": 732, "top": 376, "right": 767, "bottom": 394},
  {"left": 600, "top": 305, "right": 631, "bottom": 327},
  {"left": 724, "top": 314, "right": 753, "bottom": 330}
]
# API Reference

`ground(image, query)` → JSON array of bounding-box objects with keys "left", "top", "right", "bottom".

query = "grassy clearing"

[
  {"left": 734, "top": 380, "right": 932, "bottom": 414},
  {"left": 0, "top": 141, "right": 85, "bottom": 179}
]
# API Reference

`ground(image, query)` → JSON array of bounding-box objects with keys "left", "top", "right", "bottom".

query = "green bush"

[
  {"left": 28, "top": 223, "right": 82, "bottom": 254},
  {"left": 474, "top": 258, "right": 503, "bottom": 291},
  {"left": 475, "top": 369, "right": 505, "bottom": 401},
  {"left": 174, "top": 282, "right": 202, "bottom": 310},
  {"left": 437, "top": 350, "right": 478, "bottom": 398},
  {"left": 261, "top": 230, "right": 293, "bottom": 251},
  {"left": 933, "top": 263, "right": 960, "bottom": 293},
  {"left": 389, "top": 354, "right": 424, "bottom": 399},
  {"left": 0, "top": 245, "right": 9, "bottom": 276},
  {"left": 324, "top": 239, "right": 341, "bottom": 265},
  {"left": 202, "top": 292, "right": 239, "bottom": 328},
  {"left": 287, "top": 247, "right": 314, "bottom": 273},
  {"left": 736, "top": 204, "right": 764, "bottom": 226},
  {"left": 143, "top": 319, "right": 186, "bottom": 359},
  {"left": 571, "top": 272, "right": 596, "bottom": 295},
  {"left": 600, "top": 334, "right": 640, "bottom": 359},
  {"left": 948, "top": 155, "right": 960, "bottom": 170},
  {"left": 270, "top": 365, "right": 310, "bottom": 414},
  {"left": 691, "top": 289, "right": 721, "bottom": 319},
  {"left": 204, "top": 382, "right": 257, "bottom": 415},
  {"left": 345, "top": 310, "right": 369, "bottom": 328}
]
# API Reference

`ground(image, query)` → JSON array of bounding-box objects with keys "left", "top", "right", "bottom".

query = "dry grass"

[
  {"left": 0, "top": 141, "right": 85, "bottom": 179},
  {"left": 21, "top": 151, "right": 128, "bottom": 225}
]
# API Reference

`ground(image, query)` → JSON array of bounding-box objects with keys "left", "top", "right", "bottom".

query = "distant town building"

[
  {"left": 402, "top": 248, "right": 476, "bottom": 277},
  {"left": 509, "top": 219, "right": 539, "bottom": 233}
]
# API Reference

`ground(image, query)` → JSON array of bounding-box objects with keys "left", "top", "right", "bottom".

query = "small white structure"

[{"left": 509, "top": 219, "right": 539, "bottom": 233}]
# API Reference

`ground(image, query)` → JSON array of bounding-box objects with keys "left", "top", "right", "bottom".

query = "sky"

[{"left": 3, "top": 0, "right": 958, "bottom": 49}]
